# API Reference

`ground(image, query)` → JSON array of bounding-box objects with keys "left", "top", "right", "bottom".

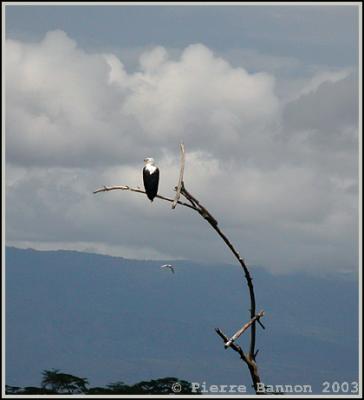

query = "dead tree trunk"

[{"left": 93, "top": 144, "right": 266, "bottom": 394}]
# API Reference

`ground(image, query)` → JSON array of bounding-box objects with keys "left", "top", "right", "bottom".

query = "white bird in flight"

[{"left": 160, "top": 264, "right": 175, "bottom": 274}]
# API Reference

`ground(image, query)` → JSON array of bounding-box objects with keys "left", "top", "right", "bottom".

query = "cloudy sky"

[{"left": 5, "top": 3, "right": 360, "bottom": 274}]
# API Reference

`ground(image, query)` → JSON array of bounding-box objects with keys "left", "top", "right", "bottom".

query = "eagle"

[{"left": 143, "top": 157, "right": 159, "bottom": 202}]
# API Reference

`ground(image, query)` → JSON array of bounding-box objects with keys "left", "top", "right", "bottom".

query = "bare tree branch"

[
  {"left": 93, "top": 185, "right": 197, "bottom": 210},
  {"left": 215, "top": 328, "right": 263, "bottom": 395},
  {"left": 172, "top": 143, "right": 185, "bottom": 209},
  {"left": 224, "top": 311, "right": 265, "bottom": 349},
  {"left": 215, "top": 328, "right": 248, "bottom": 362},
  {"left": 257, "top": 319, "right": 266, "bottom": 330},
  {"left": 179, "top": 184, "right": 258, "bottom": 361},
  {"left": 180, "top": 183, "right": 218, "bottom": 226},
  {"left": 93, "top": 145, "right": 265, "bottom": 394}
]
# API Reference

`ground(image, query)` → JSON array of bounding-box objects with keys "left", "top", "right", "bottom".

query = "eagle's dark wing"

[{"left": 143, "top": 167, "right": 159, "bottom": 201}]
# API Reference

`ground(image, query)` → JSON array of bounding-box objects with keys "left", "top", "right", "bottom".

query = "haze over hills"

[{"left": 5, "top": 247, "right": 359, "bottom": 394}]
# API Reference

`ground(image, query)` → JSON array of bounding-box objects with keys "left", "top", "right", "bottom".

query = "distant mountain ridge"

[{"left": 5, "top": 246, "right": 359, "bottom": 394}]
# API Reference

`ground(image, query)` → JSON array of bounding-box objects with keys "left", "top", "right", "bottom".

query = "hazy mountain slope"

[{"left": 5, "top": 247, "right": 358, "bottom": 394}]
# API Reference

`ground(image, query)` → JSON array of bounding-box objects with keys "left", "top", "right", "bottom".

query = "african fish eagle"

[{"left": 143, "top": 157, "right": 159, "bottom": 202}]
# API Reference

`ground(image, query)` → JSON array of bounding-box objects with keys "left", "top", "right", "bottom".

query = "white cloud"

[
  {"left": 6, "top": 33, "right": 281, "bottom": 167},
  {"left": 297, "top": 68, "right": 353, "bottom": 97},
  {"left": 5, "top": 31, "right": 359, "bottom": 274}
]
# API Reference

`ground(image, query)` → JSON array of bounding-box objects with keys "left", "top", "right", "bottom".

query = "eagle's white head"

[{"left": 144, "top": 157, "right": 155, "bottom": 166}]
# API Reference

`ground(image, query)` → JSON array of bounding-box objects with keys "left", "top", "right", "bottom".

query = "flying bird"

[
  {"left": 160, "top": 264, "right": 175, "bottom": 274},
  {"left": 143, "top": 157, "right": 160, "bottom": 202}
]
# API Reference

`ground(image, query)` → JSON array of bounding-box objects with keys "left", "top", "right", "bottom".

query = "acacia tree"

[
  {"left": 7, "top": 374, "right": 200, "bottom": 395},
  {"left": 41, "top": 369, "right": 88, "bottom": 394},
  {"left": 94, "top": 144, "right": 266, "bottom": 394}
]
